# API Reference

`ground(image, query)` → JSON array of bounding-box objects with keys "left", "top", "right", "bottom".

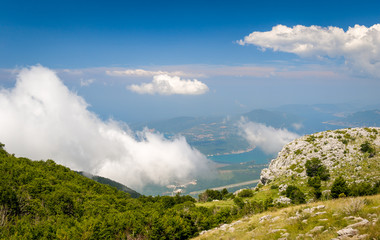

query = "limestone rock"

[
  {"left": 337, "top": 227, "right": 358, "bottom": 236},
  {"left": 274, "top": 196, "right": 291, "bottom": 205},
  {"left": 259, "top": 214, "right": 271, "bottom": 223},
  {"left": 259, "top": 127, "right": 380, "bottom": 185}
]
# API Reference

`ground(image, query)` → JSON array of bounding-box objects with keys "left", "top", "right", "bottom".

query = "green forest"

[{"left": 0, "top": 143, "right": 255, "bottom": 239}]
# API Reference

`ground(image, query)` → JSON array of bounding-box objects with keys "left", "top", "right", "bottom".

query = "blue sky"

[
  {"left": 2, "top": 0, "right": 379, "bottom": 68},
  {"left": 1, "top": 0, "right": 380, "bottom": 122}
]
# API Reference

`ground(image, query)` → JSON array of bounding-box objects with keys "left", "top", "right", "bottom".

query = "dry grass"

[
  {"left": 342, "top": 198, "right": 366, "bottom": 215},
  {"left": 193, "top": 194, "right": 380, "bottom": 240}
]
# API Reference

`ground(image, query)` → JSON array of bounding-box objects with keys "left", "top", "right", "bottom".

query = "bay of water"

[{"left": 208, "top": 148, "right": 275, "bottom": 164}]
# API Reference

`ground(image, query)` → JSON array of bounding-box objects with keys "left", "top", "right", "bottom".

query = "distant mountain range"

[
  {"left": 130, "top": 104, "right": 380, "bottom": 156},
  {"left": 325, "top": 109, "right": 380, "bottom": 127}
]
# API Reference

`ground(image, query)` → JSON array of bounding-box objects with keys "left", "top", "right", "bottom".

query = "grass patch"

[{"left": 194, "top": 194, "right": 380, "bottom": 240}]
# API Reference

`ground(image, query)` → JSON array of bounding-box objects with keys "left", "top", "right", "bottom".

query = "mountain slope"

[
  {"left": 193, "top": 127, "right": 380, "bottom": 239},
  {"left": 194, "top": 194, "right": 380, "bottom": 240},
  {"left": 78, "top": 171, "right": 141, "bottom": 198},
  {"left": 260, "top": 127, "right": 380, "bottom": 189},
  {"left": 326, "top": 110, "right": 380, "bottom": 127}
]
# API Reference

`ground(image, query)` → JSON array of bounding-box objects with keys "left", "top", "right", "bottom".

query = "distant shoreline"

[
  {"left": 207, "top": 146, "right": 255, "bottom": 157},
  {"left": 189, "top": 179, "right": 260, "bottom": 195}
]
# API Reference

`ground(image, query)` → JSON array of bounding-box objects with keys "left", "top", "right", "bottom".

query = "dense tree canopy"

[{"left": 0, "top": 144, "right": 238, "bottom": 239}]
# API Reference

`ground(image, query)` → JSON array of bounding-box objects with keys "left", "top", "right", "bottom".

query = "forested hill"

[
  {"left": 77, "top": 171, "right": 141, "bottom": 198},
  {"left": 0, "top": 143, "right": 241, "bottom": 239}
]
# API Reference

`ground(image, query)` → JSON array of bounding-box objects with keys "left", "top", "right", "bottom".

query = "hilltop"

[{"left": 260, "top": 127, "right": 380, "bottom": 195}]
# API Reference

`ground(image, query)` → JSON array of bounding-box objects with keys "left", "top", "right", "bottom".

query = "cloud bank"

[
  {"left": 0, "top": 66, "right": 212, "bottom": 189},
  {"left": 239, "top": 24, "right": 380, "bottom": 78},
  {"left": 238, "top": 118, "right": 299, "bottom": 155},
  {"left": 128, "top": 74, "right": 209, "bottom": 95}
]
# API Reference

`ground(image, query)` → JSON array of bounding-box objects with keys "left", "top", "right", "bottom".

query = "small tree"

[
  {"left": 360, "top": 141, "right": 375, "bottom": 157},
  {"left": 233, "top": 197, "right": 245, "bottom": 209},
  {"left": 198, "top": 189, "right": 223, "bottom": 202},
  {"left": 221, "top": 188, "right": 228, "bottom": 197},
  {"left": 305, "top": 157, "right": 330, "bottom": 181},
  {"left": 285, "top": 185, "right": 306, "bottom": 204},
  {"left": 308, "top": 176, "right": 322, "bottom": 199},
  {"left": 238, "top": 189, "right": 253, "bottom": 198},
  {"left": 331, "top": 176, "right": 349, "bottom": 198},
  {"left": 307, "top": 176, "right": 321, "bottom": 189}
]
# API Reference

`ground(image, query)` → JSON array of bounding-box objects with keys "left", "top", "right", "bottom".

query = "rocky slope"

[
  {"left": 194, "top": 194, "right": 380, "bottom": 240},
  {"left": 192, "top": 127, "right": 380, "bottom": 240},
  {"left": 260, "top": 127, "right": 380, "bottom": 187}
]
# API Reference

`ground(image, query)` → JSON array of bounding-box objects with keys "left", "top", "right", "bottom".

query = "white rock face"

[
  {"left": 337, "top": 227, "right": 358, "bottom": 236},
  {"left": 259, "top": 127, "right": 380, "bottom": 185},
  {"left": 259, "top": 214, "right": 272, "bottom": 223},
  {"left": 274, "top": 196, "right": 291, "bottom": 205}
]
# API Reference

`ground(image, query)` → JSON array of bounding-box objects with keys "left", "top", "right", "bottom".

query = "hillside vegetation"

[
  {"left": 194, "top": 194, "right": 380, "bottom": 239},
  {"left": 77, "top": 171, "right": 141, "bottom": 198},
  {"left": 0, "top": 144, "right": 243, "bottom": 239},
  {"left": 1, "top": 127, "right": 379, "bottom": 239},
  {"left": 193, "top": 127, "right": 380, "bottom": 239}
]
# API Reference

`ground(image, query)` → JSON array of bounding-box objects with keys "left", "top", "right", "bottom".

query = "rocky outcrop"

[{"left": 259, "top": 127, "right": 380, "bottom": 185}]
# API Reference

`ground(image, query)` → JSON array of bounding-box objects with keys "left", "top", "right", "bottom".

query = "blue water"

[{"left": 208, "top": 148, "right": 275, "bottom": 164}]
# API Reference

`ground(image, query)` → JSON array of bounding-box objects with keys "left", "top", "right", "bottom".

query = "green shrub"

[
  {"left": 339, "top": 193, "right": 346, "bottom": 198},
  {"left": 331, "top": 176, "right": 349, "bottom": 198},
  {"left": 238, "top": 189, "right": 253, "bottom": 198},
  {"left": 305, "top": 157, "right": 330, "bottom": 181},
  {"left": 285, "top": 185, "right": 306, "bottom": 204},
  {"left": 305, "top": 135, "right": 316, "bottom": 143},
  {"left": 307, "top": 176, "right": 322, "bottom": 199},
  {"left": 360, "top": 141, "right": 375, "bottom": 157},
  {"left": 233, "top": 197, "right": 245, "bottom": 209},
  {"left": 264, "top": 197, "right": 274, "bottom": 209},
  {"left": 198, "top": 189, "right": 223, "bottom": 202},
  {"left": 307, "top": 176, "right": 321, "bottom": 189},
  {"left": 294, "top": 149, "right": 302, "bottom": 155},
  {"left": 349, "top": 182, "right": 375, "bottom": 196},
  {"left": 270, "top": 184, "right": 279, "bottom": 189}
]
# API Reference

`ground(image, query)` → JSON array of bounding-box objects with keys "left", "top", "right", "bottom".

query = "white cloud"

[
  {"left": 128, "top": 74, "right": 209, "bottom": 95},
  {"left": 238, "top": 118, "right": 299, "bottom": 155},
  {"left": 239, "top": 24, "right": 380, "bottom": 78},
  {"left": 106, "top": 69, "right": 189, "bottom": 77},
  {"left": 292, "top": 122, "right": 303, "bottom": 130},
  {"left": 0, "top": 66, "right": 212, "bottom": 189},
  {"left": 106, "top": 66, "right": 276, "bottom": 78},
  {"left": 80, "top": 78, "right": 94, "bottom": 86}
]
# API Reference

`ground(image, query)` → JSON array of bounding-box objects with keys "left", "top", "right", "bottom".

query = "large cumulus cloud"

[
  {"left": 239, "top": 24, "right": 380, "bottom": 78},
  {"left": 0, "top": 65, "right": 212, "bottom": 189}
]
